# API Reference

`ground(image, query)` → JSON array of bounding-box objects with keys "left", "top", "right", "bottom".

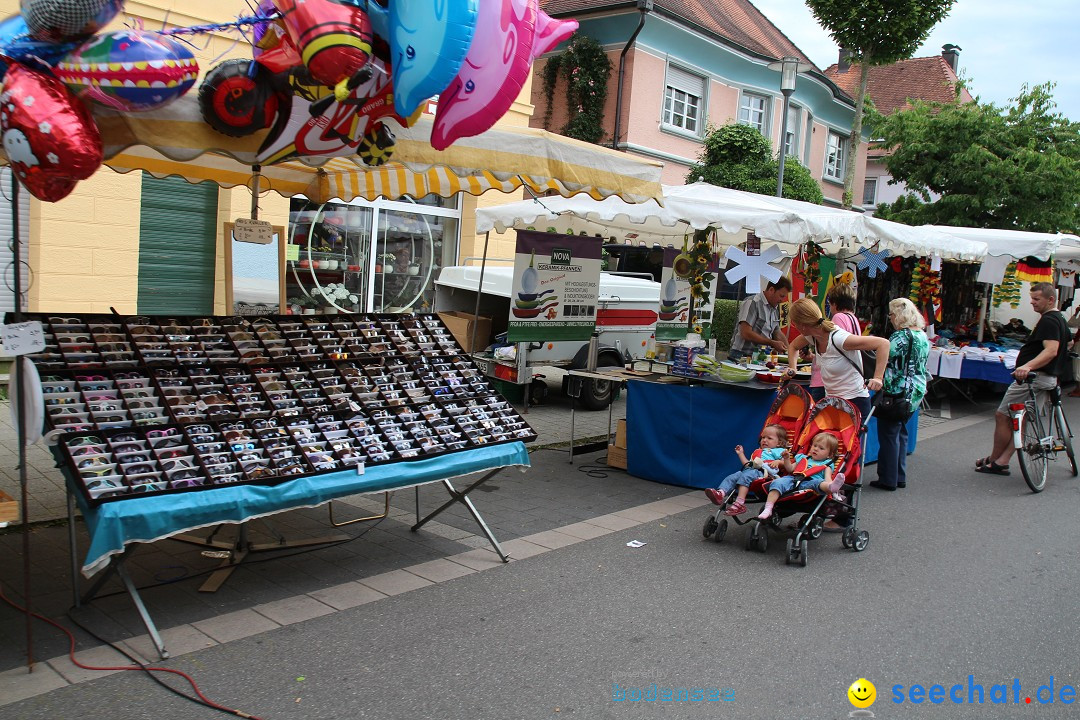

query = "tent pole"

[
  {"left": 10, "top": 173, "right": 33, "bottom": 668},
  {"left": 469, "top": 232, "right": 491, "bottom": 355},
  {"left": 251, "top": 165, "right": 261, "bottom": 220}
]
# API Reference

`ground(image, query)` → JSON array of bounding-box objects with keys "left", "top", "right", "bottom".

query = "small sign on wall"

[
  {"left": 233, "top": 217, "right": 275, "bottom": 244},
  {"left": 1, "top": 320, "right": 45, "bottom": 356}
]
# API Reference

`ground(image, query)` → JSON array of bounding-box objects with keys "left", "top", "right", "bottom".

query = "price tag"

[
  {"left": 356, "top": 462, "right": 365, "bottom": 476},
  {"left": 233, "top": 217, "right": 274, "bottom": 244},
  {"left": 285, "top": 244, "right": 300, "bottom": 261},
  {"left": 1, "top": 321, "right": 45, "bottom": 356}
]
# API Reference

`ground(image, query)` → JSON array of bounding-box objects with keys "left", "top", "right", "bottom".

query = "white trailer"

[{"left": 434, "top": 265, "right": 661, "bottom": 409}]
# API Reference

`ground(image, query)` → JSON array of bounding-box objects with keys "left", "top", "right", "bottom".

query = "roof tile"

[{"left": 823, "top": 55, "right": 973, "bottom": 114}]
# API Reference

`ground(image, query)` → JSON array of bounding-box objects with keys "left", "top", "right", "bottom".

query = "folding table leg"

[
  {"left": 412, "top": 469, "right": 510, "bottom": 562},
  {"left": 114, "top": 561, "right": 169, "bottom": 660}
]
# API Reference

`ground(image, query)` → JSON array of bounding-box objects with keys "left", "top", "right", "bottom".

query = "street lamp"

[{"left": 767, "top": 56, "right": 812, "bottom": 197}]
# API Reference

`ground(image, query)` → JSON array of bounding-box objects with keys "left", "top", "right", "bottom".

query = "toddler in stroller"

[
  {"left": 755, "top": 432, "right": 845, "bottom": 521},
  {"left": 703, "top": 424, "right": 787, "bottom": 514}
]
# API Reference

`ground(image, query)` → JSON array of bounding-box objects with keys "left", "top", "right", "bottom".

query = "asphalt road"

[{"left": 3, "top": 414, "right": 1079, "bottom": 720}]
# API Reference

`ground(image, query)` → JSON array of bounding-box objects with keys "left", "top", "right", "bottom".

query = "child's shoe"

[
  {"left": 704, "top": 488, "right": 725, "bottom": 506},
  {"left": 724, "top": 500, "right": 746, "bottom": 516}
]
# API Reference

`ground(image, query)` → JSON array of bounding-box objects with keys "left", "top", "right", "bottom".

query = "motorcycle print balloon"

[{"left": 270, "top": 0, "right": 372, "bottom": 89}]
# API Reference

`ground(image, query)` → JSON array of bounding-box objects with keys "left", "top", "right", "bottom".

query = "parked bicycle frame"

[{"left": 1009, "top": 372, "right": 1077, "bottom": 492}]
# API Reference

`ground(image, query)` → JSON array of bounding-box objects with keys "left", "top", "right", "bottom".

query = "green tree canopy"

[
  {"left": 806, "top": 0, "right": 955, "bottom": 208},
  {"left": 870, "top": 83, "right": 1080, "bottom": 233},
  {"left": 686, "top": 123, "right": 823, "bottom": 204}
]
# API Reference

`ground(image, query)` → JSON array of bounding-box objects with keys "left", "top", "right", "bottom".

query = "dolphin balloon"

[
  {"left": 367, "top": 0, "right": 478, "bottom": 118},
  {"left": 431, "top": 0, "right": 576, "bottom": 150}
]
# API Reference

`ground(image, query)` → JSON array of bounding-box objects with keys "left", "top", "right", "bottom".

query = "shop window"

[
  {"left": 663, "top": 65, "right": 705, "bottom": 136},
  {"left": 824, "top": 130, "right": 846, "bottom": 181},
  {"left": 863, "top": 177, "right": 878, "bottom": 207},
  {"left": 783, "top": 105, "right": 801, "bottom": 158},
  {"left": 738, "top": 92, "right": 769, "bottom": 135}
]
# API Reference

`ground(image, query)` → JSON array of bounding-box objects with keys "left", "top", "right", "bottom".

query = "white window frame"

[
  {"left": 662, "top": 65, "right": 706, "bottom": 137},
  {"left": 738, "top": 91, "right": 769, "bottom": 135},
  {"left": 783, "top": 105, "right": 801, "bottom": 158},
  {"left": 824, "top": 130, "right": 847, "bottom": 181},
  {"left": 863, "top": 177, "right": 878, "bottom": 207}
]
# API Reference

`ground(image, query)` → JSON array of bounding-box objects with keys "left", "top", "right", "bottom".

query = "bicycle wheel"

[
  {"left": 1017, "top": 408, "right": 1048, "bottom": 493},
  {"left": 1054, "top": 405, "right": 1077, "bottom": 476}
]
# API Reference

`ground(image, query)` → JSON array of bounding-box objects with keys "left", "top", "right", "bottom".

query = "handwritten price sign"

[{"left": 1, "top": 321, "right": 46, "bottom": 356}]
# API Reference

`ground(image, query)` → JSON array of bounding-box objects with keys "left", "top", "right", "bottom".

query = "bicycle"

[{"left": 1010, "top": 373, "right": 1077, "bottom": 492}]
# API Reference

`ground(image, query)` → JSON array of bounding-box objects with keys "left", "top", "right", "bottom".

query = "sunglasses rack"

[{"left": 19, "top": 312, "right": 537, "bottom": 506}]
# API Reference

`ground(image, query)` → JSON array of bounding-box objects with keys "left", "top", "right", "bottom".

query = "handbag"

[{"left": 874, "top": 330, "right": 915, "bottom": 421}]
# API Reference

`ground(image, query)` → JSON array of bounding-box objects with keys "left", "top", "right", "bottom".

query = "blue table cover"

[
  {"left": 73, "top": 442, "right": 531, "bottom": 576},
  {"left": 625, "top": 380, "right": 917, "bottom": 489},
  {"left": 957, "top": 356, "right": 1014, "bottom": 384}
]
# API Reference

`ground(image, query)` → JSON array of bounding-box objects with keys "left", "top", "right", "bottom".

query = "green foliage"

[
  {"left": 806, "top": 0, "right": 956, "bottom": 66},
  {"left": 539, "top": 33, "right": 611, "bottom": 144},
  {"left": 870, "top": 83, "right": 1080, "bottom": 232},
  {"left": 712, "top": 299, "right": 740, "bottom": 347},
  {"left": 687, "top": 124, "right": 824, "bottom": 204}
]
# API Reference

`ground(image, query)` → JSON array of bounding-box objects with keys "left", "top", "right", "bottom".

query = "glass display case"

[{"left": 284, "top": 196, "right": 459, "bottom": 315}]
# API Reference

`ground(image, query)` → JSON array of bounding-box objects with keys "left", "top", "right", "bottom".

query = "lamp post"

[{"left": 767, "top": 56, "right": 812, "bottom": 197}]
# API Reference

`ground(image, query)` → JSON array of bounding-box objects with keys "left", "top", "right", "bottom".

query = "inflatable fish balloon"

[
  {"left": 367, "top": 0, "right": 478, "bottom": 118},
  {"left": 432, "top": 0, "right": 576, "bottom": 150}
]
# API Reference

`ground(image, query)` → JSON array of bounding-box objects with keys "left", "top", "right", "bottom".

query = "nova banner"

[{"left": 507, "top": 230, "right": 601, "bottom": 342}]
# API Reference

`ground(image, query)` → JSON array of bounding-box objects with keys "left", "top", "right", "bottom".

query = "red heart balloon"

[{"left": 0, "top": 63, "right": 103, "bottom": 202}]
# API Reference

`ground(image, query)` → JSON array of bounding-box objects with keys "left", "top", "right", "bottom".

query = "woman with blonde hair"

[
  {"left": 783, "top": 297, "right": 891, "bottom": 421},
  {"left": 871, "top": 297, "right": 930, "bottom": 490},
  {"left": 791, "top": 282, "right": 861, "bottom": 402}
]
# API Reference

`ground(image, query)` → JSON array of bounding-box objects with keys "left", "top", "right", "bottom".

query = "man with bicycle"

[{"left": 976, "top": 282, "right": 1071, "bottom": 475}]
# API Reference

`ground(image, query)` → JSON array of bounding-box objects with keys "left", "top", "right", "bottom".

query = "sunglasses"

[
  {"left": 124, "top": 463, "right": 157, "bottom": 475},
  {"left": 170, "top": 476, "right": 206, "bottom": 488},
  {"left": 48, "top": 316, "right": 83, "bottom": 325},
  {"left": 202, "top": 454, "right": 233, "bottom": 465},
  {"left": 161, "top": 458, "right": 195, "bottom": 472},
  {"left": 168, "top": 469, "right": 200, "bottom": 482},
  {"left": 231, "top": 442, "right": 257, "bottom": 451},
  {"left": 80, "top": 467, "right": 116, "bottom": 478},
  {"left": 85, "top": 477, "right": 122, "bottom": 490}
]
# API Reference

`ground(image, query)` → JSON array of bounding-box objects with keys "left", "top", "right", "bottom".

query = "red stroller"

[{"left": 702, "top": 382, "right": 812, "bottom": 542}]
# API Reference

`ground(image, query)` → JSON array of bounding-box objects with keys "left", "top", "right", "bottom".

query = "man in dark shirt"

[{"left": 976, "top": 282, "right": 1071, "bottom": 475}]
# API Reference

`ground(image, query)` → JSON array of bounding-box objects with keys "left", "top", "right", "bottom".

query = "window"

[
  {"left": 783, "top": 105, "right": 800, "bottom": 157},
  {"left": 803, "top": 113, "right": 814, "bottom": 165},
  {"left": 663, "top": 66, "right": 705, "bottom": 135},
  {"left": 824, "top": 130, "right": 846, "bottom": 181},
  {"left": 738, "top": 92, "right": 769, "bottom": 134},
  {"left": 863, "top": 177, "right": 878, "bottom": 206}
]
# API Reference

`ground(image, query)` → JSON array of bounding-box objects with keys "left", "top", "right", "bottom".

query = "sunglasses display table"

[{"left": 13, "top": 311, "right": 537, "bottom": 660}]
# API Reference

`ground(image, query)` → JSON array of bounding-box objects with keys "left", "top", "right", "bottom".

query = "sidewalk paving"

[{"left": 0, "top": 372, "right": 1002, "bottom": 705}]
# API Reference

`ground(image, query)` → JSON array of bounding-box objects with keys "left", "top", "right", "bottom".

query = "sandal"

[
  {"left": 974, "top": 460, "right": 1010, "bottom": 475},
  {"left": 724, "top": 500, "right": 746, "bottom": 516}
]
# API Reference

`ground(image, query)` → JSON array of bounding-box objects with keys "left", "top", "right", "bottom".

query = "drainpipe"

[{"left": 612, "top": 0, "right": 653, "bottom": 151}]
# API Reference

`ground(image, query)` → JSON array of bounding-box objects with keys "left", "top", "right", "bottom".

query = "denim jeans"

[
  {"left": 716, "top": 467, "right": 761, "bottom": 496},
  {"left": 769, "top": 474, "right": 821, "bottom": 495},
  {"left": 876, "top": 414, "right": 908, "bottom": 488}
]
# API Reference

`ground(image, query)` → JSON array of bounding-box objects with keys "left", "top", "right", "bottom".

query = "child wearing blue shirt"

[
  {"left": 756, "top": 432, "right": 845, "bottom": 521},
  {"left": 704, "top": 424, "right": 788, "bottom": 516}
]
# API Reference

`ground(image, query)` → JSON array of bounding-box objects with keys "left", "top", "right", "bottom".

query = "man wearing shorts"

[{"left": 976, "top": 282, "right": 1071, "bottom": 475}]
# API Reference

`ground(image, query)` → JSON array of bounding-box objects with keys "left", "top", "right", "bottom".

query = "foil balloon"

[
  {"left": 19, "top": 0, "right": 124, "bottom": 44},
  {"left": 270, "top": 0, "right": 372, "bottom": 90},
  {"left": 0, "top": 14, "right": 74, "bottom": 78},
  {"left": 431, "top": 0, "right": 577, "bottom": 150},
  {"left": 367, "top": 0, "right": 478, "bottom": 118},
  {"left": 0, "top": 63, "right": 103, "bottom": 201},
  {"left": 55, "top": 29, "right": 199, "bottom": 112}
]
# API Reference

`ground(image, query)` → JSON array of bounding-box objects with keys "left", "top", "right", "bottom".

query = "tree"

[
  {"left": 806, "top": 0, "right": 955, "bottom": 209},
  {"left": 686, "top": 123, "right": 823, "bottom": 204},
  {"left": 870, "top": 83, "right": 1080, "bottom": 233}
]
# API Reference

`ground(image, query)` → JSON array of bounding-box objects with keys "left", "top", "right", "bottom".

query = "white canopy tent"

[
  {"left": 922, "top": 225, "right": 1080, "bottom": 261},
  {"left": 477, "top": 182, "right": 987, "bottom": 260}
]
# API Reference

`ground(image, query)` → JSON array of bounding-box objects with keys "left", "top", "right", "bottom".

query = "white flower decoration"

[
  {"left": 38, "top": 121, "right": 52, "bottom": 134},
  {"left": 23, "top": 96, "right": 34, "bottom": 107},
  {"left": 47, "top": 152, "right": 59, "bottom": 164}
]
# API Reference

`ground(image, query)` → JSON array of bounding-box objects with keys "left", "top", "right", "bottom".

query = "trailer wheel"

[
  {"left": 529, "top": 378, "right": 549, "bottom": 405},
  {"left": 580, "top": 375, "right": 619, "bottom": 410}
]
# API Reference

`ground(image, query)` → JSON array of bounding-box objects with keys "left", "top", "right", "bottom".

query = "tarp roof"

[
  {"left": 922, "top": 225, "right": 1080, "bottom": 261},
  {"left": 10, "top": 95, "right": 666, "bottom": 204},
  {"left": 477, "top": 182, "right": 987, "bottom": 260}
]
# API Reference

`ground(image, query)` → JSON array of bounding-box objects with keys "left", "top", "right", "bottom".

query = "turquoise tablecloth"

[{"left": 73, "top": 442, "right": 531, "bottom": 576}]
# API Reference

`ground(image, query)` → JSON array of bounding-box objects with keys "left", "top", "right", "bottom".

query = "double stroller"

[{"left": 702, "top": 383, "right": 871, "bottom": 566}]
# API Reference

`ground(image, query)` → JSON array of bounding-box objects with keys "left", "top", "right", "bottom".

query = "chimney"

[
  {"left": 837, "top": 48, "right": 850, "bottom": 73},
  {"left": 941, "top": 44, "right": 961, "bottom": 72}
]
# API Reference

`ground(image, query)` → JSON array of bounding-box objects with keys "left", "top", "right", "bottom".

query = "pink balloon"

[
  {"left": 431, "top": 0, "right": 576, "bottom": 150},
  {"left": 0, "top": 63, "right": 103, "bottom": 202}
]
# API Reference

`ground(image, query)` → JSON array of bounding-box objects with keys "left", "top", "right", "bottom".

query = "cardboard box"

[
  {"left": 438, "top": 311, "right": 493, "bottom": 353},
  {"left": 607, "top": 444, "right": 627, "bottom": 470},
  {"left": 614, "top": 419, "right": 627, "bottom": 449},
  {"left": 0, "top": 489, "right": 18, "bottom": 525}
]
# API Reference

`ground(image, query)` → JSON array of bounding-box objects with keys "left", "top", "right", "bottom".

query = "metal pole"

[
  {"left": 776, "top": 89, "right": 792, "bottom": 197},
  {"left": 612, "top": 2, "right": 651, "bottom": 151},
  {"left": 469, "top": 232, "right": 491, "bottom": 355},
  {"left": 11, "top": 173, "right": 33, "bottom": 668},
  {"left": 250, "top": 165, "right": 261, "bottom": 220}
]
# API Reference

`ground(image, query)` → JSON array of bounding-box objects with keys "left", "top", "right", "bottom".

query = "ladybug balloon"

[{"left": 0, "top": 63, "right": 103, "bottom": 201}]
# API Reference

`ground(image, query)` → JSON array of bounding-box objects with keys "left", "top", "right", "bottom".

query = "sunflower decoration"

[{"left": 800, "top": 241, "right": 823, "bottom": 290}]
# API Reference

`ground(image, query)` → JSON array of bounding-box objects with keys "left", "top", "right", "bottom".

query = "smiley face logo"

[{"left": 848, "top": 678, "right": 876, "bottom": 708}]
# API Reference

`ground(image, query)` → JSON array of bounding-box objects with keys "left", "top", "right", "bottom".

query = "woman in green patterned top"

[{"left": 870, "top": 298, "right": 930, "bottom": 491}]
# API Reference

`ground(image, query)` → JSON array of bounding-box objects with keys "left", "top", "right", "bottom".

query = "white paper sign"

[{"left": 1, "top": 321, "right": 45, "bottom": 356}]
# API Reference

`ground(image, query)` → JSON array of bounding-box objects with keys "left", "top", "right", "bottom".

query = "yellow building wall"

[{"left": 1, "top": 0, "right": 533, "bottom": 312}]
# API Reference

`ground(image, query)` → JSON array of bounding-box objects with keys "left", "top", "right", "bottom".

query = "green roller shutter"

[{"left": 138, "top": 175, "right": 218, "bottom": 314}]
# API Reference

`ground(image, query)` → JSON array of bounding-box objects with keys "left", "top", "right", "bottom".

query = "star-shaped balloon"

[
  {"left": 724, "top": 244, "right": 783, "bottom": 293},
  {"left": 853, "top": 247, "right": 892, "bottom": 278}
]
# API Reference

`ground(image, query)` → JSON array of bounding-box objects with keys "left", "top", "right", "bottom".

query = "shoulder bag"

[
  {"left": 829, "top": 329, "right": 874, "bottom": 381},
  {"left": 875, "top": 330, "right": 915, "bottom": 421}
]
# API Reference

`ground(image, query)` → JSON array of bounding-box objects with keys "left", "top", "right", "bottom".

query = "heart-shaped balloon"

[{"left": 0, "top": 63, "right": 103, "bottom": 201}]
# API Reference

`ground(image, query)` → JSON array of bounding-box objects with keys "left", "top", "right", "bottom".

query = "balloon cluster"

[
  {"left": 0, "top": 0, "right": 198, "bottom": 201},
  {"left": 199, "top": 0, "right": 578, "bottom": 166}
]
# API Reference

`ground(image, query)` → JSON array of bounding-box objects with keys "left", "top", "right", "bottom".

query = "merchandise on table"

[{"left": 15, "top": 312, "right": 538, "bottom": 505}]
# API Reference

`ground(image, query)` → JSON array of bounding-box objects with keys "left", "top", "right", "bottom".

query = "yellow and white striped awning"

[{"left": 91, "top": 96, "right": 663, "bottom": 204}]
